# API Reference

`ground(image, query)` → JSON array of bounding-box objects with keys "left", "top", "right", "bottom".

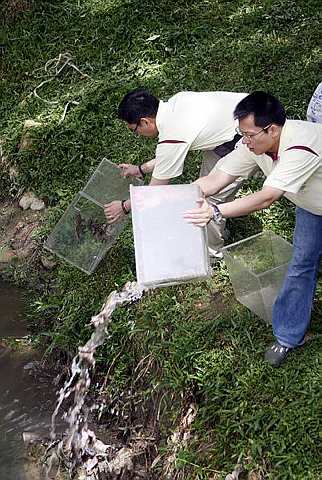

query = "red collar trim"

[
  {"left": 267, "top": 151, "right": 279, "bottom": 161},
  {"left": 158, "top": 139, "right": 187, "bottom": 145}
]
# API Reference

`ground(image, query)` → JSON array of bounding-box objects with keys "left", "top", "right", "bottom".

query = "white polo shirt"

[
  {"left": 153, "top": 91, "right": 247, "bottom": 180},
  {"left": 216, "top": 119, "right": 322, "bottom": 215}
]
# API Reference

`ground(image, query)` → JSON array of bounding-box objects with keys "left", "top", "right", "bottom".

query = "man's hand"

[
  {"left": 119, "top": 163, "right": 142, "bottom": 178},
  {"left": 183, "top": 198, "right": 213, "bottom": 227},
  {"left": 104, "top": 201, "right": 126, "bottom": 224}
]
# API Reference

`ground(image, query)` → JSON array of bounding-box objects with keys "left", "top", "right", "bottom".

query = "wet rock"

[
  {"left": 23, "top": 360, "right": 41, "bottom": 371},
  {"left": 108, "top": 447, "right": 134, "bottom": 475},
  {"left": 93, "top": 438, "right": 110, "bottom": 453}
]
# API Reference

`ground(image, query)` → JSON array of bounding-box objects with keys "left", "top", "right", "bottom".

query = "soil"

[{"left": 0, "top": 199, "right": 45, "bottom": 267}]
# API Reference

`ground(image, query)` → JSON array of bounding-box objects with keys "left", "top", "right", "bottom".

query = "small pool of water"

[
  {"left": 0, "top": 281, "right": 59, "bottom": 480},
  {"left": 0, "top": 281, "right": 28, "bottom": 338}
]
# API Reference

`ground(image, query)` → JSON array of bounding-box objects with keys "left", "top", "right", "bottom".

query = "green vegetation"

[{"left": 1, "top": 0, "right": 321, "bottom": 478}]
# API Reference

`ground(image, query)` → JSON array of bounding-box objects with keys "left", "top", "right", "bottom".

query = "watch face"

[{"left": 212, "top": 205, "right": 222, "bottom": 224}]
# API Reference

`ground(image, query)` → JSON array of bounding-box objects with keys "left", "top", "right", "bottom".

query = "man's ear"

[
  {"left": 269, "top": 124, "right": 282, "bottom": 139},
  {"left": 142, "top": 116, "right": 157, "bottom": 126}
]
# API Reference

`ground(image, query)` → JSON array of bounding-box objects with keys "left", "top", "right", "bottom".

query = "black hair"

[
  {"left": 118, "top": 88, "right": 160, "bottom": 123},
  {"left": 234, "top": 91, "right": 286, "bottom": 127}
]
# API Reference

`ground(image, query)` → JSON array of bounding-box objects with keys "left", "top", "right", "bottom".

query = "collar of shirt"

[
  {"left": 155, "top": 100, "right": 169, "bottom": 135},
  {"left": 266, "top": 151, "right": 279, "bottom": 161},
  {"left": 265, "top": 120, "right": 289, "bottom": 161}
]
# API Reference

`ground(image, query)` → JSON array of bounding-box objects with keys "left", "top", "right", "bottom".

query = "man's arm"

[
  {"left": 104, "top": 161, "right": 170, "bottom": 223},
  {"left": 184, "top": 186, "right": 284, "bottom": 227},
  {"left": 194, "top": 170, "right": 239, "bottom": 196},
  {"left": 105, "top": 166, "right": 237, "bottom": 223},
  {"left": 219, "top": 187, "right": 284, "bottom": 217},
  {"left": 119, "top": 159, "right": 156, "bottom": 178},
  {"left": 105, "top": 141, "right": 190, "bottom": 223}
]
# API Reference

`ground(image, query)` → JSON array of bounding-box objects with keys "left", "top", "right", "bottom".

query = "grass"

[{"left": 1, "top": 0, "right": 322, "bottom": 478}]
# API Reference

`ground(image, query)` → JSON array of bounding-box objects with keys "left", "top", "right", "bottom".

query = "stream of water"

[
  {"left": 0, "top": 279, "right": 144, "bottom": 479},
  {"left": 48, "top": 281, "right": 144, "bottom": 479},
  {"left": 0, "top": 281, "right": 58, "bottom": 480}
]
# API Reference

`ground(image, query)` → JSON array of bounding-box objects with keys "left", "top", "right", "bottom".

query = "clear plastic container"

[
  {"left": 45, "top": 159, "right": 143, "bottom": 274},
  {"left": 131, "top": 184, "right": 211, "bottom": 288},
  {"left": 222, "top": 231, "right": 293, "bottom": 324}
]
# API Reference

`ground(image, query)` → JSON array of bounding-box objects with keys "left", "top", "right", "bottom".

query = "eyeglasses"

[
  {"left": 130, "top": 120, "right": 141, "bottom": 135},
  {"left": 235, "top": 124, "right": 272, "bottom": 140}
]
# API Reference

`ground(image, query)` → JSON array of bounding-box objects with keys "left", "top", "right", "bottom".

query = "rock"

[
  {"left": 19, "top": 119, "right": 42, "bottom": 151},
  {"left": 19, "top": 192, "right": 45, "bottom": 211},
  {"left": 108, "top": 447, "right": 134, "bottom": 475},
  {"left": 93, "top": 438, "right": 110, "bottom": 453},
  {"left": 30, "top": 197, "right": 45, "bottom": 211},
  {"left": 23, "top": 361, "right": 41, "bottom": 371},
  {"left": 10, "top": 221, "right": 39, "bottom": 257},
  {"left": 19, "top": 192, "right": 36, "bottom": 210}
]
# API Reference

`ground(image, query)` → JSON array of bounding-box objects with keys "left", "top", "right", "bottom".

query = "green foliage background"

[{"left": 1, "top": 0, "right": 321, "bottom": 478}]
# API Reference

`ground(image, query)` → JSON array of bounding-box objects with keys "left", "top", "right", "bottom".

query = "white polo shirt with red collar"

[
  {"left": 216, "top": 119, "right": 322, "bottom": 215},
  {"left": 152, "top": 91, "right": 247, "bottom": 180}
]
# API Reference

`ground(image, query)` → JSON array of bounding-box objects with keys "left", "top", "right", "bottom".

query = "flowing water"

[
  {"left": 0, "top": 281, "right": 59, "bottom": 480},
  {"left": 48, "top": 281, "right": 144, "bottom": 479},
  {"left": 0, "top": 279, "right": 144, "bottom": 479}
]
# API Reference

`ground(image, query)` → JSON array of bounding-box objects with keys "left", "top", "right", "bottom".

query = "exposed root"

[{"left": 32, "top": 52, "right": 90, "bottom": 108}]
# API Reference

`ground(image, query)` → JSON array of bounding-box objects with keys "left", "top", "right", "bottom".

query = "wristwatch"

[{"left": 212, "top": 204, "right": 223, "bottom": 224}]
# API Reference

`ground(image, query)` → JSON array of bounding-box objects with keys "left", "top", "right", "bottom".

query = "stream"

[{"left": 0, "top": 281, "right": 59, "bottom": 480}]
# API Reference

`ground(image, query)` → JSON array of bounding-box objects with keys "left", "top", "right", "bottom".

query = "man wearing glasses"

[
  {"left": 184, "top": 91, "right": 322, "bottom": 367},
  {"left": 104, "top": 88, "right": 254, "bottom": 256}
]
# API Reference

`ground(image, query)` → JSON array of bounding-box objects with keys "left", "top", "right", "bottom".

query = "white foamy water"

[{"left": 48, "top": 281, "right": 145, "bottom": 478}]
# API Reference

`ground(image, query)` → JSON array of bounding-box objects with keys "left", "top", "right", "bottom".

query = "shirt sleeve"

[
  {"left": 264, "top": 148, "right": 321, "bottom": 194},
  {"left": 215, "top": 142, "right": 259, "bottom": 178},
  {"left": 152, "top": 141, "right": 191, "bottom": 180}
]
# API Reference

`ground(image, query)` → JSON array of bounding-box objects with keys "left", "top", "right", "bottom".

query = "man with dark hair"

[
  {"left": 118, "top": 88, "right": 160, "bottom": 126},
  {"left": 184, "top": 91, "right": 322, "bottom": 367},
  {"left": 104, "top": 88, "right": 254, "bottom": 255}
]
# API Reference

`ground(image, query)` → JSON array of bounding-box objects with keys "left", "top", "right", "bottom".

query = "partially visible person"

[
  {"left": 104, "top": 88, "right": 258, "bottom": 255},
  {"left": 307, "top": 81, "right": 322, "bottom": 123},
  {"left": 184, "top": 91, "right": 322, "bottom": 367}
]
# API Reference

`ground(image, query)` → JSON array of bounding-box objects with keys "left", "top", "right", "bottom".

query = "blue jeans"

[{"left": 272, "top": 207, "right": 322, "bottom": 348}]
